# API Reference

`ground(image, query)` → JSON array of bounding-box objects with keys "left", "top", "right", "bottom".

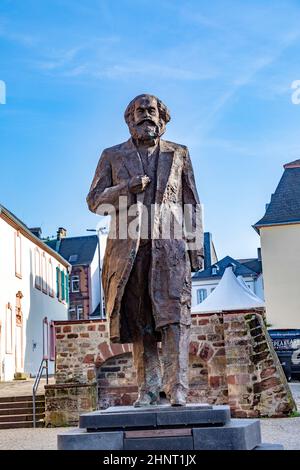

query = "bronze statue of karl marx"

[{"left": 87, "top": 94, "right": 203, "bottom": 406}]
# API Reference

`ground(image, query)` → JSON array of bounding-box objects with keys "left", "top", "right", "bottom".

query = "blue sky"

[{"left": 1, "top": 0, "right": 300, "bottom": 259}]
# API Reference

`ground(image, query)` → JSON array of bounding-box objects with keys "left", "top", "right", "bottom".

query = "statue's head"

[{"left": 124, "top": 94, "right": 171, "bottom": 144}]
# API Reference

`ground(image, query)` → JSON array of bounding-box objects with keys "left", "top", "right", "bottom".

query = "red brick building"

[{"left": 46, "top": 229, "right": 102, "bottom": 320}]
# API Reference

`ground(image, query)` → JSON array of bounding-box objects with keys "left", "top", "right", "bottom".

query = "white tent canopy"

[
  {"left": 192, "top": 267, "right": 265, "bottom": 314},
  {"left": 236, "top": 275, "right": 262, "bottom": 301}
]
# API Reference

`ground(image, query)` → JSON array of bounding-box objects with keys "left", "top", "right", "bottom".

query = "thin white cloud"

[
  {"left": 33, "top": 36, "right": 120, "bottom": 72},
  {"left": 191, "top": 29, "right": 300, "bottom": 138},
  {"left": 0, "top": 22, "right": 37, "bottom": 47},
  {"left": 34, "top": 49, "right": 217, "bottom": 81},
  {"left": 90, "top": 61, "right": 215, "bottom": 81},
  {"left": 36, "top": 46, "right": 83, "bottom": 71}
]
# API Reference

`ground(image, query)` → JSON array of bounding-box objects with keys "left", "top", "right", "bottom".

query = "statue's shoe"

[
  {"left": 133, "top": 391, "right": 160, "bottom": 407},
  {"left": 170, "top": 388, "right": 187, "bottom": 406}
]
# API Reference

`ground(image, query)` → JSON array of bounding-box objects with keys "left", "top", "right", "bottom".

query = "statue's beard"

[{"left": 129, "top": 119, "right": 165, "bottom": 144}]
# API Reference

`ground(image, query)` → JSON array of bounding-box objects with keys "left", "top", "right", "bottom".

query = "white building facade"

[
  {"left": 192, "top": 273, "right": 264, "bottom": 307},
  {"left": 192, "top": 255, "right": 264, "bottom": 308},
  {"left": 0, "top": 205, "right": 70, "bottom": 381}
]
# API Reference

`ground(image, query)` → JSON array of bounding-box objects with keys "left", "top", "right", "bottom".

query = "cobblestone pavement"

[{"left": 0, "top": 382, "right": 299, "bottom": 450}]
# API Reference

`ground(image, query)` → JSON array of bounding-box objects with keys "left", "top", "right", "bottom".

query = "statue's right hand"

[{"left": 128, "top": 175, "right": 151, "bottom": 194}]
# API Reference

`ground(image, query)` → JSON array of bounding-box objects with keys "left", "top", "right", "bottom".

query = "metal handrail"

[{"left": 32, "top": 358, "right": 48, "bottom": 428}]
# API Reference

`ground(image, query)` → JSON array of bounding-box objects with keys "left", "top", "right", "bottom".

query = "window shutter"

[
  {"left": 61, "top": 271, "right": 65, "bottom": 301},
  {"left": 65, "top": 273, "right": 69, "bottom": 304},
  {"left": 56, "top": 267, "right": 60, "bottom": 299}
]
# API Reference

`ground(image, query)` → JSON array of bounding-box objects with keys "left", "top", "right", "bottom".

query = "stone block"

[
  {"left": 261, "top": 367, "right": 276, "bottom": 379},
  {"left": 14, "top": 372, "right": 28, "bottom": 380},
  {"left": 124, "top": 437, "right": 193, "bottom": 450},
  {"left": 198, "top": 343, "right": 214, "bottom": 361},
  {"left": 189, "top": 341, "right": 199, "bottom": 355},
  {"left": 80, "top": 407, "right": 157, "bottom": 430},
  {"left": 193, "top": 419, "right": 261, "bottom": 450},
  {"left": 253, "top": 377, "right": 281, "bottom": 393},
  {"left": 156, "top": 405, "right": 230, "bottom": 427},
  {"left": 58, "top": 429, "right": 124, "bottom": 450},
  {"left": 254, "top": 443, "right": 284, "bottom": 450},
  {"left": 198, "top": 319, "right": 210, "bottom": 325},
  {"left": 80, "top": 404, "right": 230, "bottom": 431}
]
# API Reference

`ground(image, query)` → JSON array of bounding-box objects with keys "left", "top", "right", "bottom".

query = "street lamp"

[{"left": 86, "top": 226, "right": 107, "bottom": 319}]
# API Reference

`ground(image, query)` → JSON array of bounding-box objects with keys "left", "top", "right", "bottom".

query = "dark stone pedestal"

[{"left": 57, "top": 404, "right": 284, "bottom": 450}]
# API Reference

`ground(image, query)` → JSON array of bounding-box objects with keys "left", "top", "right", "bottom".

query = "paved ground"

[
  {"left": 0, "top": 377, "right": 55, "bottom": 397},
  {"left": 260, "top": 416, "right": 300, "bottom": 450},
  {"left": 0, "top": 382, "right": 299, "bottom": 450},
  {"left": 0, "top": 427, "right": 76, "bottom": 450},
  {"left": 289, "top": 382, "right": 300, "bottom": 408}
]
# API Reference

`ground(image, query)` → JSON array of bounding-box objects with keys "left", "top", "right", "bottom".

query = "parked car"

[{"left": 268, "top": 329, "right": 300, "bottom": 381}]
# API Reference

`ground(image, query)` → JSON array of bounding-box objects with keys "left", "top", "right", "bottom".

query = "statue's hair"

[{"left": 124, "top": 94, "right": 171, "bottom": 126}]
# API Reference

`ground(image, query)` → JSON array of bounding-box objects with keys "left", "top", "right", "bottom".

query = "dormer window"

[
  {"left": 229, "top": 262, "right": 236, "bottom": 272},
  {"left": 211, "top": 265, "right": 219, "bottom": 275}
]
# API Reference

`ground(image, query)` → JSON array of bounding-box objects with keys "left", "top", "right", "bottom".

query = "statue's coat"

[{"left": 87, "top": 138, "right": 203, "bottom": 343}]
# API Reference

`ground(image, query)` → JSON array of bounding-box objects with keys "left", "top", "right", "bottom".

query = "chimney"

[
  {"left": 204, "top": 232, "right": 212, "bottom": 270},
  {"left": 29, "top": 227, "right": 42, "bottom": 239},
  {"left": 57, "top": 227, "right": 67, "bottom": 240},
  {"left": 257, "top": 247, "right": 262, "bottom": 261}
]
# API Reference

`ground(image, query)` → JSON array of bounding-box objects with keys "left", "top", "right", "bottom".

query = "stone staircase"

[{"left": 0, "top": 395, "right": 45, "bottom": 429}]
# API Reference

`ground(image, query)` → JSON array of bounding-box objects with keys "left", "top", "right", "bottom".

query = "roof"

[
  {"left": 0, "top": 203, "right": 70, "bottom": 268},
  {"left": 237, "top": 258, "right": 262, "bottom": 275},
  {"left": 191, "top": 267, "right": 265, "bottom": 314},
  {"left": 192, "top": 255, "right": 259, "bottom": 281},
  {"left": 284, "top": 159, "right": 300, "bottom": 169},
  {"left": 46, "top": 235, "right": 98, "bottom": 266},
  {"left": 254, "top": 160, "right": 300, "bottom": 230},
  {"left": 0, "top": 203, "right": 30, "bottom": 229}
]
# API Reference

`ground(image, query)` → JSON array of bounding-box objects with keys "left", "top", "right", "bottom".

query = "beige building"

[{"left": 254, "top": 160, "right": 300, "bottom": 329}]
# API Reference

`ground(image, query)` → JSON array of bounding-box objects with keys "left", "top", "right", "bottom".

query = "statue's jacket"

[{"left": 87, "top": 138, "right": 204, "bottom": 343}]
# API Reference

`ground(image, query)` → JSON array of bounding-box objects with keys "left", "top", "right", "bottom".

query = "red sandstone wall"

[{"left": 53, "top": 312, "right": 296, "bottom": 417}]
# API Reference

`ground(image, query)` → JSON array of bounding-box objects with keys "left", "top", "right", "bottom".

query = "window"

[
  {"left": 77, "top": 305, "right": 84, "bottom": 320},
  {"left": 15, "top": 231, "right": 22, "bottom": 278},
  {"left": 5, "top": 304, "right": 13, "bottom": 354},
  {"left": 69, "top": 306, "right": 76, "bottom": 320},
  {"left": 35, "top": 249, "right": 41, "bottom": 289},
  {"left": 48, "top": 260, "right": 54, "bottom": 297},
  {"left": 197, "top": 288, "right": 207, "bottom": 304},
  {"left": 15, "top": 291, "right": 23, "bottom": 326},
  {"left": 42, "top": 253, "right": 48, "bottom": 293},
  {"left": 56, "top": 267, "right": 69, "bottom": 303},
  {"left": 229, "top": 262, "right": 236, "bottom": 272},
  {"left": 49, "top": 322, "right": 55, "bottom": 361},
  {"left": 69, "top": 305, "right": 84, "bottom": 320},
  {"left": 71, "top": 275, "right": 80, "bottom": 293},
  {"left": 43, "top": 318, "right": 49, "bottom": 360},
  {"left": 61, "top": 271, "right": 65, "bottom": 301},
  {"left": 66, "top": 273, "right": 69, "bottom": 304},
  {"left": 56, "top": 267, "right": 61, "bottom": 300},
  {"left": 211, "top": 265, "right": 219, "bottom": 275}
]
